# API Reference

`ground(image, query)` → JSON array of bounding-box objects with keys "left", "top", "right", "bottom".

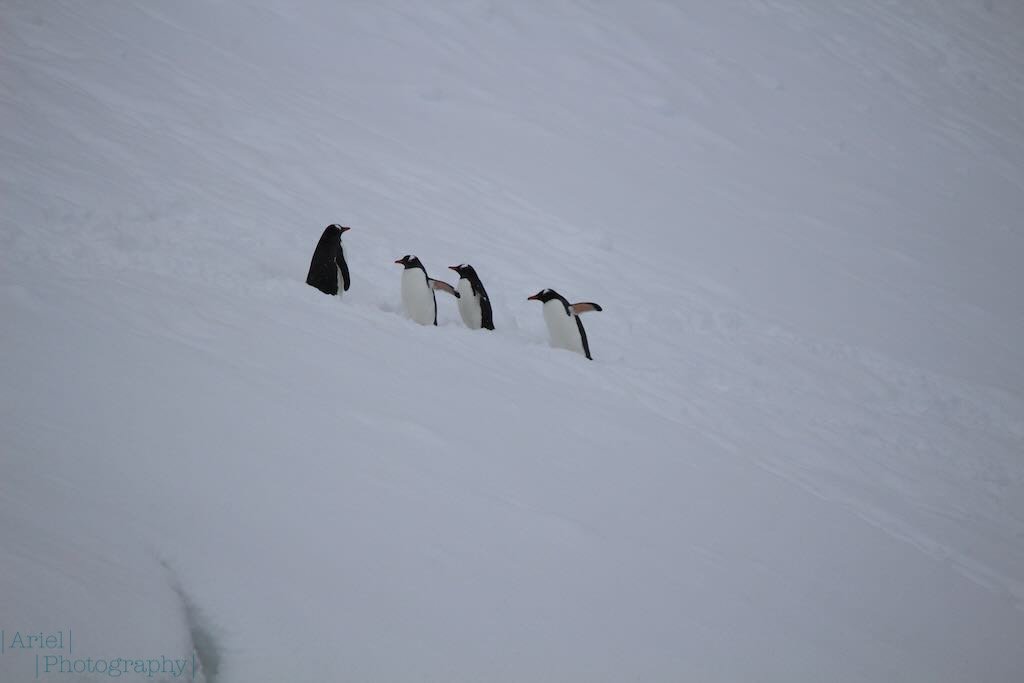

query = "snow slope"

[{"left": 2, "top": 1, "right": 1023, "bottom": 681}]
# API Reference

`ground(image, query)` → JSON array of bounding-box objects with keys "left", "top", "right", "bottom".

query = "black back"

[
  {"left": 452, "top": 264, "right": 494, "bottom": 330},
  {"left": 306, "top": 225, "right": 349, "bottom": 295},
  {"left": 479, "top": 288, "right": 494, "bottom": 330}
]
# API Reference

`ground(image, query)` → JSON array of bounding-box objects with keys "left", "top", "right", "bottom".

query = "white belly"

[
  {"left": 542, "top": 300, "right": 584, "bottom": 354},
  {"left": 456, "top": 278, "right": 482, "bottom": 329},
  {"left": 401, "top": 268, "right": 436, "bottom": 325}
]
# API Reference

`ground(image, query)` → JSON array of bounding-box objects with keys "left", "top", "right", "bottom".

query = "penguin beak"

[
  {"left": 527, "top": 293, "right": 541, "bottom": 301},
  {"left": 448, "top": 266, "right": 458, "bottom": 272},
  {"left": 339, "top": 226, "right": 351, "bottom": 233},
  {"left": 394, "top": 259, "right": 403, "bottom": 265}
]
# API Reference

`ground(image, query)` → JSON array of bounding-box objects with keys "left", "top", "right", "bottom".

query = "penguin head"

[
  {"left": 448, "top": 263, "right": 478, "bottom": 280},
  {"left": 527, "top": 288, "right": 561, "bottom": 303},
  {"left": 327, "top": 224, "right": 351, "bottom": 236},
  {"left": 394, "top": 255, "right": 424, "bottom": 270}
]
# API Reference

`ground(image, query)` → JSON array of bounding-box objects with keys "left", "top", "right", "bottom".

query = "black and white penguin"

[
  {"left": 448, "top": 264, "right": 494, "bottom": 330},
  {"left": 527, "top": 289, "right": 602, "bottom": 360},
  {"left": 306, "top": 224, "right": 351, "bottom": 296},
  {"left": 394, "top": 255, "right": 459, "bottom": 326}
]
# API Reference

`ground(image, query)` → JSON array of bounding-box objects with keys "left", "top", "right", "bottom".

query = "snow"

[{"left": 2, "top": 1, "right": 1023, "bottom": 681}]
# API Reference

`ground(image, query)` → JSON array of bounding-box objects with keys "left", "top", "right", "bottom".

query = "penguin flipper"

[
  {"left": 429, "top": 279, "right": 460, "bottom": 298},
  {"left": 570, "top": 302, "right": 602, "bottom": 314},
  {"left": 337, "top": 253, "right": 351, "bottom": 291}
]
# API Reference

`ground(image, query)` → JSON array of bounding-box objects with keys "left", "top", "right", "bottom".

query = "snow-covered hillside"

[{"left": 2, "top": 1, "right": 1023, "bottom": 681}]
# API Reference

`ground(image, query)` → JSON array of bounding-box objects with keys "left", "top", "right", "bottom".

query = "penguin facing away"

[
  {"left": 527, "top": 289, "right": 602, "bottom": 360},
  {"left": 306, "top": 224, "right": 351, "bottom": 296},
  {"left": 448, "top": 264, "right": 494, "bottom": 330},
  {"left": 394, "top": 255, "right": 459, "bottom": 326}
]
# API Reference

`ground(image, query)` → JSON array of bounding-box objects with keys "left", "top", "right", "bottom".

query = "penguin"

[
  {"left": 448, "top": 264, "right": 494, "bottom": 330},
  {"left": 394, "top": 255, "right": 459, "bottom": 326},
  {"left": 527, "top": 289, "right": 603, "bottom": 360},
  {"left": 306, "top": 224, "right": 351, "bottom": 296}
]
